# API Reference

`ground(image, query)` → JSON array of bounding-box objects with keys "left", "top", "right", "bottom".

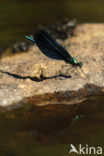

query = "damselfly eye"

[{"left": 79, "top": 62, "right": 83, "bottom": 68}]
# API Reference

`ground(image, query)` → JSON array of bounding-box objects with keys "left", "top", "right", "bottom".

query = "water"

[
  {"left": 1, "top": 0, "right": 104, "bottom": 49},
  {"left": 0, "top": 94, "right": 104, "bottom": 156}
]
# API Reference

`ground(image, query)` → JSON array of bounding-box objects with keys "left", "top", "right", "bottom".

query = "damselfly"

[
  {"left": 26, "top": 30, "right": 82, "bottom": 68},
  {"left": 25, "top": 30, "right": 86, "bottom": 79}
]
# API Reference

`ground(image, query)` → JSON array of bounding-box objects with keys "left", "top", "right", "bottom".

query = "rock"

[
  {"left": 0, "top": 24, "right": 104, "bottom": 111},
  {"left": 12, "top": 41, "right": 32, "bottom": 53},
  {"left": 46, "top": 19, "right": 77, "bottom": 40}
]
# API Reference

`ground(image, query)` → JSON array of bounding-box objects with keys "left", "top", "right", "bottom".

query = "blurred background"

[{"left": 1, "top": 0, "right": 104, "bottom": 50}]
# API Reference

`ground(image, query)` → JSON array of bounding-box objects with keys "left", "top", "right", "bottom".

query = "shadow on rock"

[{"left": 0, "top": 70, "right": 71, "bottom": 82}]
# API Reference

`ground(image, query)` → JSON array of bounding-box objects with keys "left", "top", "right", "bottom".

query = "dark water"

[
  {"left": 0, "top": 94, "right": 104, "bottom": 156},
  {"left": 1, "top": 0, "right": 104, "bottom": 49}
]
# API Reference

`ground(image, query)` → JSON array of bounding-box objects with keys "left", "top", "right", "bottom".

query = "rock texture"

[{"left": 0, "top": 24, "right": 104, "bottom": 110}]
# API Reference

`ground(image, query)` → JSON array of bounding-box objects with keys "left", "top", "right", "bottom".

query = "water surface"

[{"left": 0, "top": 94, "right": 104, "bottom": 156}]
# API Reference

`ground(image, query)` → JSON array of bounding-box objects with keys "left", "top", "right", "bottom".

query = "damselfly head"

[{"left": 78, "top": 62, "right": 83, "bottom": 68}]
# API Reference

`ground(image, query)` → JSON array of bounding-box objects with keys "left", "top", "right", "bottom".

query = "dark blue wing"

[
  {"left": 33, "top": 30, "right": 72, "bottom": 62},
  {"left": 38, "top": 30, "right": 72, "bottom": 59}
]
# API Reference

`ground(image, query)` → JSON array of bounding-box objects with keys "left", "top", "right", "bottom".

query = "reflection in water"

[
  {"left": 0, "top": 94, "right": 104, "bottom": 155},
  {"left": 1, "top": 0, "right": 104, "bottom": 49}
]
